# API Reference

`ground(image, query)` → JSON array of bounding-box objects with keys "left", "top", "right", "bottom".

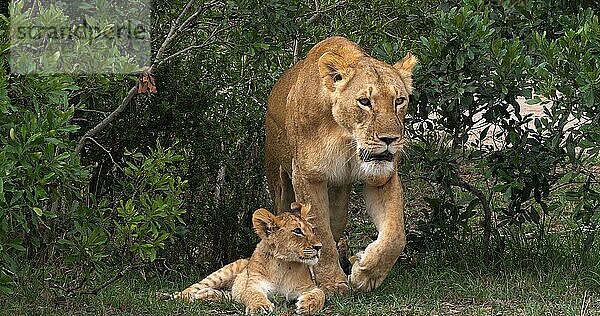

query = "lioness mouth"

[{"left": 359, "top": 149, "right": 394, "bottom": 162}]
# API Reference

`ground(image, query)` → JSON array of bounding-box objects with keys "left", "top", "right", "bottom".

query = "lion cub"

[{"left": 169, "top": 203, "right": 324, "bottom": 315}]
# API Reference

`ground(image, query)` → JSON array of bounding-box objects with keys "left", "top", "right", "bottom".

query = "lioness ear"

[
  {"left": 394, "top": 53, "right": 418, "bottom": 94},
  {"left": 290, "top": 202, "right": 312, "bottom": 219},
  {"left": 252, "top": 208, "right": 279, "bottom": 239},
  {"left": 290, "top": 202, "right": 302, "bottom": 215},
  {"left": 318, "top": 52, "right": 346, "bottom": 92}
]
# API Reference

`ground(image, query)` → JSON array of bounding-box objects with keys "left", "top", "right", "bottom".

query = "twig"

[
  {"left": 451, "top": 178, "right": 494, "bottom": 253},
  {"left": 74, "top": 85, "right": 137, "bottom": 155},
  {"left": 580, "top": 290, "right": 589, "bottom": 316},
  {"left": 76, "top": 263, "right": 143, "bottom": 295},
  {"left": 305, "top": 0, "right": 345, "bottom": 24},
  {"left": 150, "top": 0, "right": 198, "bottom": 74},
  {"left": 88, "top": 137, "right": 125, "bottom": 174},
  {"left": 75, "top": 0, "right": 201, "bottom": 155},
  {"left": 157, "top": 22, "right": 231, "bottom": 69},
  {"left": 306, "top": 0, "right": 322, "bottom": 24},
  {"left": 77, "top": 109, "right": 108, "bottom": 115},
  {"left": 292, "top": 37, "right": 300, "bottom": 65}
]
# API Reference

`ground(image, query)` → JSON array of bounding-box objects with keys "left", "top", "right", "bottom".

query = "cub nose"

[
  {"left": 312, "top": 244, "right": 322, "bottom": 252},
  {"left": 379, "top": 136, "right": 399, "bottom": 145}
]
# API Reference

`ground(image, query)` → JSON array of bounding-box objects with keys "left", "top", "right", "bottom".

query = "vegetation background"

[{"left": 1, "top": 0, "right": 599, "bottom": 314}]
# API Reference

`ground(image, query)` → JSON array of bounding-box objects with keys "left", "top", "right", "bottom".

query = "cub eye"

[
  {"left": 357, "top": 98, "right": 371, "bottom": 107},
  {"left": 395, "top": 97, "right": 407, "bottom": 108},
  {"left": 333, "top": 73, "right": 342, "bottom": 82},
  {"left": 293, "top": 228, "right": 304, "bottom": 236}
]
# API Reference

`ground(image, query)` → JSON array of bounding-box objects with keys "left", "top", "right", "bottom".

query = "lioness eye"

[
  {"left": 333, "top": 73, "right": 342, "bottom": 82},
  {"left": 395, "top": 97, "right": 407, "bottom": 108},
  {"left": 358, "top": 98, "right": 371, "bottom": 107},
  {"left": 293, "top": 228, "right": 304, "bottom": 235}
]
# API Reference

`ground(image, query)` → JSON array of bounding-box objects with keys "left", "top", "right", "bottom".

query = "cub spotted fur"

[
  {"left": 265, "top": 36, "right": 417, "bottom": 293},
  {"left": 168, "top": 203, "right": 324, "bottom": 315}
]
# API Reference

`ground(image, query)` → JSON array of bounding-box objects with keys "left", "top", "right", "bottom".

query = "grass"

[
  {"left": 3, "top": 239, "right": 599, "bottom": 316},
  {"left": 3, "top": 175, "right": 599, "bottom": 316}
]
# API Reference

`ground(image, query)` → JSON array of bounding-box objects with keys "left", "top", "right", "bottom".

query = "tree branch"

[
  {"left": 75, "top": 85, "right": 137, "bottom": 155},
  {"left": 75, "top": 0, "right": 202, "bottom": 155},
  {"left": 451, "top": 178, "right": 493, "bottom": 252},
  {"left": 157, "top": 22, "right": 231, "bottom": 69},
  {"left": 51, "top": 263, "right": 145, "bottom": 296},
  {"left": 293, "top": 0, "right": 345, "bottom": 64}
]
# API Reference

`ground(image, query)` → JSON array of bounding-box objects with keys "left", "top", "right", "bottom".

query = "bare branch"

[
  {"left": 52, "top": 263, "right": 145, "bottom": 296},
  {"left": 306, "top": 0, "right": 344, "bottom": 24},
  {"left": 157, "top": 22, "right": 232, "bottom": 69},
  {"left": 292, "top": 37, "right": 300, "bottom": 65},
  {"left": 451, "top": 178, "right": 494, "bottom": 253},
  {"left": 151, "top": 0, "right": 198, "bottom": 73},
  {"left": 75, "top": 85, "right": 137, "bottom": 155},
  {"left": 88, "top": 137, "right": 125, "bottom": 174},
  {"left": 307, "top": 0, "right": 322, "bottom": 24},
  {"left": 75, "top": 0, "right": 206, "bottom": 155},
  {"left": 294, "top": 0, "right": 345, "bottom": 64}
]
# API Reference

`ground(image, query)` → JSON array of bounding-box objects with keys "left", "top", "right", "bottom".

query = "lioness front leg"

[
  {"left": 350, "top": 173, "right": 406, "bottom": 292},
  {"left": 292, "top": 172, "right": 348, "bottom": 294}
]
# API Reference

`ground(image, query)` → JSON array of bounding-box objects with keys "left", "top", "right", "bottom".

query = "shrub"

[{"left": 407, "top": 0, "right": 600, "bottom": 252}]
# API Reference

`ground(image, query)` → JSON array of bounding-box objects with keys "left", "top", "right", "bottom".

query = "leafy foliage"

[{"left": 409, "top": 0, "right": 600, "bottom": 251}]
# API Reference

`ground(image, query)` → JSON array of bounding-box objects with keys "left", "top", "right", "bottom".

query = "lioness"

[
  {"left": 169, "top": 203, "right": 324, "bottom": 315},
  {"left": 264, "top": 36, "right": 417, "bottom": 293}
]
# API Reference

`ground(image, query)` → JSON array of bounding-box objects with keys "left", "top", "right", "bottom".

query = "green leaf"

[
  {"left": 0, "top": 285, "right": 14, "bottom": 295},
  {"left": 8, "top": 242, "right": 25, "bottom": 252},
  {"left": 526, "top": 96, "right": 541, "bottom": 105},
  {"left": 583, "top": 89, "right": 595, "bottom": 107},
  {"left": 558, "top": 171, "right": 574, "bottom": 185},
  {"left": 33, "top": 207, "right": 43, "bottom": 217}
]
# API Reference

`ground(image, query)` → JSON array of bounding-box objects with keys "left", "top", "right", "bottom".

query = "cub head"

[
  {"left": 318, "top": 48, "right": 417, "bottom": 176},
  {"left": 252, "top": 202, "right": 322, "bottom": 266}
]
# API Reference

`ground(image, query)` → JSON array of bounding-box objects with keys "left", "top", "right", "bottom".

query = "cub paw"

[
  {"left": 245, "top": 301, "right": 274, "bottom": 315},
  {"left": 295, "top": 289, "right": 325, "bottom": 315}
]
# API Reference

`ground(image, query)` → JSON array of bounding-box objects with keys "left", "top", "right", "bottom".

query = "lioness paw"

[
  {"left": 320, "top": 280, "right": 349, "bottom": 295},
  {"left": 349, "top": 262, "right": 385, "bottom": 292},
  {"left": 295, "top": 289, "right": 325, "bottom": 315}
]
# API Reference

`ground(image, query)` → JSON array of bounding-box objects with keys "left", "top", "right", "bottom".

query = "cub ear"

[
  {"left": 318, "top": 52, "right": 347, "bottom": 92},
  {"left": 393, "top": 53, "right": 418, "bottom": 94},
  {"left": 300, "top": 203, "right": 312, "bottom": 219},
  {"left": 252, "top": 208, "right": 279, "bottom": 239}
]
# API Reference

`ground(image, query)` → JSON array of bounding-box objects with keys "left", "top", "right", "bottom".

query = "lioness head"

[
  {"left": 317, "top": 45, "right": 417, "bottom": 176},
  {"left": 252, "top": 202, "right": 322, "bottom": 265}
]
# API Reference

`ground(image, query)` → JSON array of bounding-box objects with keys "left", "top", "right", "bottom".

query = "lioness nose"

[
  {"left": 312, "top": 244, "right": 322, "bottom": 251},
  {"left": 379, "top": 136, "right": 398, "bottom": 145}
]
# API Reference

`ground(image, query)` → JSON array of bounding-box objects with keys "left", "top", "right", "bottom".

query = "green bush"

[
  {"left": 408, "top": 0, "right": 600, "bottom": 251},
  {"left": 0, "top": 71, "right": 88, "bottom": 293}
]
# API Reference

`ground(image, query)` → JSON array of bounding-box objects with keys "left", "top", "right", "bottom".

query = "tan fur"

[
  {"left": 170, "top": 203, "right": 325, "bottom": 315},
  {"left": 264, "top": 36, "right": 417, "bottom": 293}
]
